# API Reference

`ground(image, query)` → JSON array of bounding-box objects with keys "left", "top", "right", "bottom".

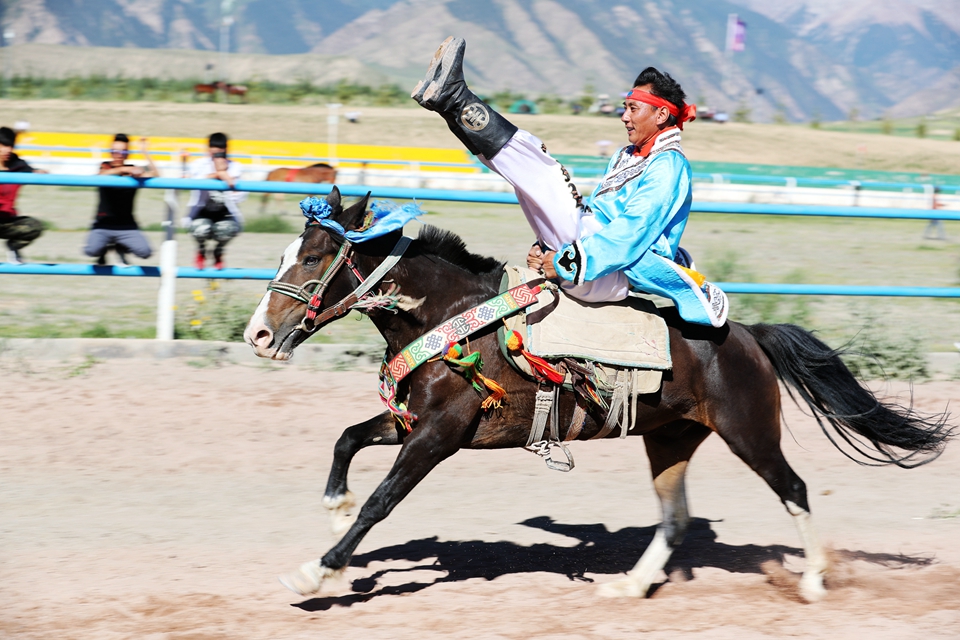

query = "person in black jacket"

[{"left": 83, "top": 134, "right": 158, "bottom": 265}]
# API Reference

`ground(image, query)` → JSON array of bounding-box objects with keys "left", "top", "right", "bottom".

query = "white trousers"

[{"left": 479, "top": 130, "right": 629, "bottom": 303}]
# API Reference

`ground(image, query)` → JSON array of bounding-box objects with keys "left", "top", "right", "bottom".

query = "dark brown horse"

[
  {"left": 243, "top": 187, "right": 951, "bottom": 602},
  {"left": 260, "top": 163, "right": 338, "bottom": 214}
]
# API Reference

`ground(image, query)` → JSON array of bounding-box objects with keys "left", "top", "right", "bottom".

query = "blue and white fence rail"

[
  {"left": 1, "top": 173, "right": 959, "bottom": 341},
  {"left": 16, "top": 143, "right": 960, "bottom": 210},
  {"left": 2, "top": 263, "right": 959, "bottom": 299}
]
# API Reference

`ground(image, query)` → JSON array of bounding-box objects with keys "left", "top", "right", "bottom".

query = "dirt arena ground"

[{"left": 1, "top": 356, "right": 958, "bottom": 639}]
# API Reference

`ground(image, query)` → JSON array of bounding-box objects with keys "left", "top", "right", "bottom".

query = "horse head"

[{"left": 244, "top": 186, "right": 371, "bottom": 360}]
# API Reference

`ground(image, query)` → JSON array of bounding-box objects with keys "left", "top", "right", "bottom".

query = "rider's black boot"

[{"left": 411, "top": 37, "right": 518, "bottom": 159}]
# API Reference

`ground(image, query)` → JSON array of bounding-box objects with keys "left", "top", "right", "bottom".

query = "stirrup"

[{"left": 527, "top": 439, "right": 575, "bottom": 472}]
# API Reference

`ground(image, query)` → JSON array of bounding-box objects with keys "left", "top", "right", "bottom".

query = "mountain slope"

[{"left": 3, "top": 0, "right": 959, "bottom": 121}]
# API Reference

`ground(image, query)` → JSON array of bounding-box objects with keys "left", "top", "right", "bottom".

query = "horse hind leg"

[
  {"left": 599, "top": 421, "right": 711, "bottom": 598},
  {"left": 717, "top": 408, "right": 828, "bottom": 602},
  {"left": 321, "top": 412, "right": 399, "bottom": 536}
]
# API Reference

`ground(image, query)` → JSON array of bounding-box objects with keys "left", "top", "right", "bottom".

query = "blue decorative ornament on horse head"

[{"left": 300, "top": 186, "right": 424, "bottom": 242}]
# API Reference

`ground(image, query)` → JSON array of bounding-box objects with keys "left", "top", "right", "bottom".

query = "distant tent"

[{"left": 508, "top": 100, "right": 539, "bottom": 115}]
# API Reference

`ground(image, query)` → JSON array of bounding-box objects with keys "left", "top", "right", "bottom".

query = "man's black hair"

[
  {"left": 0, "top": 126, "right": 16, "bottom": 147},
  {"left": 114, "top": 133, "right": 130, "bottom": 144},
  {"left": 632, "top": 67, "right": 686, "bottom": 126},
  {"left": 209, "top": 132, "right": 228, "bottom": 149}
]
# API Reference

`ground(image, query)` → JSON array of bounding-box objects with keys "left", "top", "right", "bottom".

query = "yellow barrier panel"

[{"left": 16, "top": 132, "right": 477, "bottom": 172}]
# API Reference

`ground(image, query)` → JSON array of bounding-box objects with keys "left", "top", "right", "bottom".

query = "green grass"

[
  {"left": 243, "top": 215, "right": 298, "bottom": 234},
  {"left": 0, "top": 74, "right": 597, "bottom": 114},
  {"left": 819, "top": 108, "right": 960, "bottom": 142}
]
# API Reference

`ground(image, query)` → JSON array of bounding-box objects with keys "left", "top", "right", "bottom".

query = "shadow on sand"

[{"left": 294, "top": 516, "right": 931, "bottom": 611}]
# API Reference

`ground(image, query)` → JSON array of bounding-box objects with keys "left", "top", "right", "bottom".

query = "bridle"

[{"left": 266, "top": 231, "right": 412, "bottom": 345}]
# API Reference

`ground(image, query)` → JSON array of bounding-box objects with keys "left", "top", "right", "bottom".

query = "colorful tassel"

[
  {"left": 678, "top": 264, "right": 707, "bottom": 287},
  {"left": 378, "top": 360, "right": 417, "bottom": 432},
  {"left": 506, "top": 330, "right": 565, "bottom": 384},
  {"left": 442, "top": 343, "right": 507, "bottom": 410}
]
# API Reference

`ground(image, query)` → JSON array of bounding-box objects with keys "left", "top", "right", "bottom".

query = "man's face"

[
  {"left": 209, "top": 146, "right": 226, "bottom": 159},
  {"left": 621, "top": 83, "right": 670, "bottom": 147},
  {"left": 0, "top": 143, "right": 11, "bottom": 164},
  {"left": 110, "top": 141, "right": 130, "bottom": 165}
]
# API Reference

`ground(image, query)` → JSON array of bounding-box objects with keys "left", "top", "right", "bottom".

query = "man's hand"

[
  {"left": 540, "top": 250, "right": 558, "bottom": 279},
  {"left": 527, "top": 243, "right": 558, "bottom": 279},
  {"left": 526, "top": 243, "right": 543, "bottom": 271}
]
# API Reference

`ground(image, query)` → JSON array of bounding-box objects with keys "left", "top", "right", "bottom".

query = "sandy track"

[{"left": 1, "top": 358, "right": 958, "bottom": 639}]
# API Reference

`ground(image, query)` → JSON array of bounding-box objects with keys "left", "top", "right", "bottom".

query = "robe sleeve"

[{"left": 553, "top": 153, "right": 688, "bottom": 285}]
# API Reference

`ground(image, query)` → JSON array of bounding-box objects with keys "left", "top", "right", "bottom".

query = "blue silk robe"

[{"left": 552, "top": 130, "right": 724, "bottom": 326}]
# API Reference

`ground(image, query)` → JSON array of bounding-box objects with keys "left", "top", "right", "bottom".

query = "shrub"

[
  {"left": 840, "top": 312, "right": 928, "bottom": 381},
  {"left": 176, "top": 281, "right": 253, "bottom": 342},
  {"left": 80, "top": 323, "right": 112, "bottom": 338}
]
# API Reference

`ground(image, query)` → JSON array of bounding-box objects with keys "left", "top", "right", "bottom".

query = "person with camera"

[{"left": 183, "top": 132, "right": 245, "bottom": 269}]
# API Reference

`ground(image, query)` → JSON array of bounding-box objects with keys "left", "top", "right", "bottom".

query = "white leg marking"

[
  {"left": 598, "top": 528, "right": 673, "bottom": 598},
  {"left": 246, "top": 237, "right": 302, "bottom": 340},
  {"left": 786, "top": 500, "right": 828, "bottom": 603},
  {"left": 278, "top": 559, "right": 343, "bottom": 596},
  {"left": 322, "top": 490, "right": 358, "bottom": 537}
]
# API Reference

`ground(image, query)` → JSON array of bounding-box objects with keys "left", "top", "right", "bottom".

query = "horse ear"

[
  {"left": 325, "top": 186, "right": 341, "bottom": 212},
  {"left": 336, "top": 191, "right": 371, "bottom": 232}
]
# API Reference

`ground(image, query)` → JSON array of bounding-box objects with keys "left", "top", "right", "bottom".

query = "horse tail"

[{"left": 745, "top": 323, "right": 953, "bottom": 468}]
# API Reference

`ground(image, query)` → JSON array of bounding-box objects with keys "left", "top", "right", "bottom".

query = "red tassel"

[{"left": 522, "top": 351, "right": 565, "bottom": 384}]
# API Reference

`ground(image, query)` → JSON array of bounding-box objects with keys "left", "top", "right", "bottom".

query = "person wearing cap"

[{"left": 411, "top": 37, "right": 726, "bottom": 327}]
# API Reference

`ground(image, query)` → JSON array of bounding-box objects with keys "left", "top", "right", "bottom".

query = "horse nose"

[
  {"left": 253, "top": 329, "right": 273, "bottom": 348},
  {"left": 244, "top": 319, "right": 274, "bottom": 352},
  {"left": 253, "top": 327, "right": 273, "bottom": 350}
]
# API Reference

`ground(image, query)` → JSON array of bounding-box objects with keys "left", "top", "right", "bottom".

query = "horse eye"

[{"left": 304, "top": 256, "right": 320, "bottom": 267}]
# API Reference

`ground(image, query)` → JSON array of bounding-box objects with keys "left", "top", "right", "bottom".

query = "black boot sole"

[
  {"left": 411, "top": 36, "right": 457, "bottom": 104},
  {"left": 421, "top": 37, "right": 466, "bottom": 110}
]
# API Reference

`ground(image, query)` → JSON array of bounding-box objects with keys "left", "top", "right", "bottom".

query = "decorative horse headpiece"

[{"left": 300, "top": 195, "right": 424, "bottom": 242}]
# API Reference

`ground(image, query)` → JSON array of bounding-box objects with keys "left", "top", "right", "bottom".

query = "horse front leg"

[
  {"left": 281, "top": 419, "right": 463, "bottom": 596},
  {"left": 321, "top": 412, "right": 399, "bottom": 536},
  {"left": 600, "top": 421, "right": 712, "bottom": 598}
]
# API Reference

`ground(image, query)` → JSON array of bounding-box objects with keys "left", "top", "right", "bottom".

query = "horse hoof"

[
  {"left": 278, "top": 560, "right": 341, "bottom": 596},
  {"left": 597, "top": 576, "right": 647, "bottom": 598},
  {"left": 799, "top": 573, "right": 826, "bottom": 603},
  {"left": 322, "top": 491, "right": 357, "bottom": 536}
]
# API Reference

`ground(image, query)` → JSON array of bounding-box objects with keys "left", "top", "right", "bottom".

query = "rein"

[{"left": 267, "top": 234, "right": 412, "bottom": 335}]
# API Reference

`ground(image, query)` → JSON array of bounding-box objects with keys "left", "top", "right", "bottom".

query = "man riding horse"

[{"left": 412, "top": 37, "right": 726, "bottom": 327}]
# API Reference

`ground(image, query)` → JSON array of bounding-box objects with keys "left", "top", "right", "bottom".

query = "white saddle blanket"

[{"left": 502, "top": 266, "right": 671, "bottom": 394}]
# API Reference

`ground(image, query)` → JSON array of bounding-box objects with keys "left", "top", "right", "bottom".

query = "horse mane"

[{"left": 414, "top": 225, "right": 504, "bottom": 275}]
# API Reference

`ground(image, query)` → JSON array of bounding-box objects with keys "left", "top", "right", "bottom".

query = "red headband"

[{"left": 625, "top": 89, "right": 697, "bottom": 130}]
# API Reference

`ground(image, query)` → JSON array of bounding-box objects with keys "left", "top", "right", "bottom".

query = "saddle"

[
  {"left": 498, "top": 266, "right": 670, "bottom": 391},
  {"left": 497, "top": 267, "right": 671, "bottom": 470}
]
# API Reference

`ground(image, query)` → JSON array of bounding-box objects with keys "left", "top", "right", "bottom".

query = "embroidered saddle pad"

[{"left": 498, "top": 266, "right": 671, "bottom": 394}]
